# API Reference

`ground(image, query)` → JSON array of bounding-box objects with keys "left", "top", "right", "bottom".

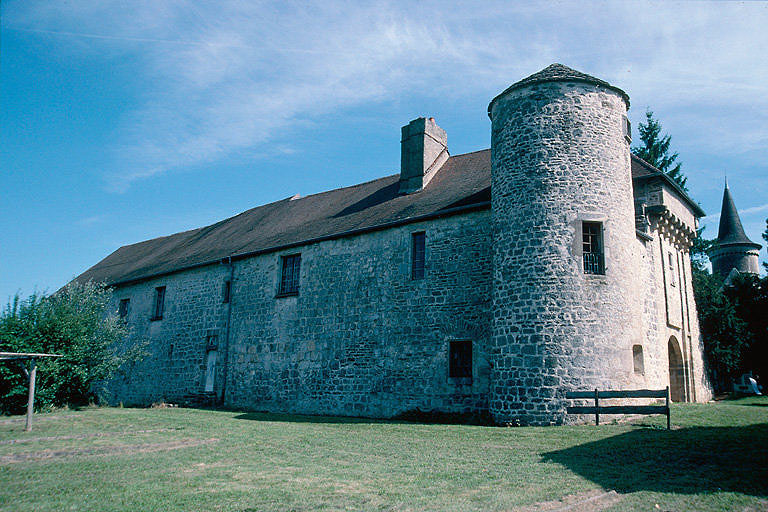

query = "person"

[{"left": 747, "top": 374, "right": 762, "bottom": 395}]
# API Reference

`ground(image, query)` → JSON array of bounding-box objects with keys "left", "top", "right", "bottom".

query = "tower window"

[
  {"left": 632, "top": 345, "right": 645, "bottom": 375},
  {"left": 582, "top": 222, "right": 605, "bottom": 275},
  {"left": 118, "top": 298, "right": 130, "bottom": 319},
  {"left": 668, "top": 252, "right": 676, "bottom": 287},
  {"left": 449, "top": 340, "right": 472, "bottom": 378},
  {"left": 623, "top": 115, "right": 632, "bottom": 143},
  {"left": 222, "top": 280, "right": 231, "bottom": 303},
  {"left": 277, "top": 254, "right": 301, "bottom": 296},
  {"left": 151, "top": 286, "right": 165, "bottom": 321},
  {"left": 411, "top": 232, "right": 426, "bottom": 280}
]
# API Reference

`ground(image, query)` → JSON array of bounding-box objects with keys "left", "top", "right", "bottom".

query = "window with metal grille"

[
  {"left": 222, "top": 280, "right": 231, "bottom": 303},
  {"left": 449, "top": 340, "right": 472, "bottom": 378},
  {"left": 118, "top": 298, "right": 130, "bottom": 319},
  {"left": 582, "top": 222, "right": 605, "bottom": 275},
  {"left": 151, "top": 286, "right": 165, "bottom": 321},
  {"left": 411, "top": 232, "right": 426, "bottom": 280},
  {"left": 278, "top": 254, "right": 301, "bottom": 296}
]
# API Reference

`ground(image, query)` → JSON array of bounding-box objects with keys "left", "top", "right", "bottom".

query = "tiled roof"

[
  {"left": 76, "top": 150, "right": 492, "bottom": 286},
  {"left": 488, "top": 63, "right": 630, "bottom": 114},
  {"left": 76, "top": 150, "right": 702, "bottom": 287},
  {"left": 629, "top": 155, "right": 706, "bottom": 217}
]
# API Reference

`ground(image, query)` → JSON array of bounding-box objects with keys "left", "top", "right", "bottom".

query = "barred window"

[
  {"left": 449, "top": 340, "right": 472, "bottom": 378},
  {"left": 582, "top": 222, "right": 605, "bottom": 275},
  {"left": 152, "top": 286, "right": 165, "bottom": 321},
  {"left": 278, "top": 254, "right": 301, "bottom": 296},
  {"left": 411, "top": 232, "right": 426, "bottom": 280},
  {"left": 118, "top": 298, "right": 130, "bottom": 319}
]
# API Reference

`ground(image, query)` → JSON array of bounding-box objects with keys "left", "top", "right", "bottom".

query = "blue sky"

[{"left": 2, "top": 1, "right": 767, "bottom": 302}]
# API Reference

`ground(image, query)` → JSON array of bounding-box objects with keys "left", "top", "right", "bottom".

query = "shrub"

[{"left": 0, "top": 281, "right": 147, "bottom": 414}]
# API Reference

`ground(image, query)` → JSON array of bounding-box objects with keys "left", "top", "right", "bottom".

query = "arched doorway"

[{"left": 668, "top": 337, "right": 685, "bottom": 402}]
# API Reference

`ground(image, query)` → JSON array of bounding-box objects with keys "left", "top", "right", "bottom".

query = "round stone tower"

[
  {"left": 488, "top": 64, "right": 640, "bottom": 425},
  {"left": 707, "top": 183, "right": 761, "bottom": 278}
]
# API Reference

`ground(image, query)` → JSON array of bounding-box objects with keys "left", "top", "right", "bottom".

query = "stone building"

[
  {"left": 707, "top": 183, "right": 762, "bottom": 279},
  {"left": 77, "top": 64, "right": 712, "bottom": 425}
]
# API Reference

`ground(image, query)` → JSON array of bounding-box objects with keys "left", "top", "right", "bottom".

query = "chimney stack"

[{"left": 399, "top": 117, "right": 449, "bottom": 194}]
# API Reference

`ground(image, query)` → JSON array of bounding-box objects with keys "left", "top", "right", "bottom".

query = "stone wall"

[
  {"left": 635, "top": 178, "right": 712, "bottom": 402},
  {"left": 489, "top": 80, "right": 646, "bottom": 425},
  {"left": 107, "top": 210, "right": 493, "bottom": 417},
  {"left": 105, "top": 264, "right": 231, "bottom": 405},
  {"left": 103, "top": 78, "right": 712, "bottom": 422}
]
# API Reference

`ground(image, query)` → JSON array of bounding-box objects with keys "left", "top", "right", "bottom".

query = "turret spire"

[
  {"left": 717, "top": 185, "right": 756, "bottom": 246},
  {"left": 707, "top": 183, "right": 761, "bottom": 277}
]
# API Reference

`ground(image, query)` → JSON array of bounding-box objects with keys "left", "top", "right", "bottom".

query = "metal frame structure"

[{"left": 0, "top": 352, "right": 63, "bottom": 431}]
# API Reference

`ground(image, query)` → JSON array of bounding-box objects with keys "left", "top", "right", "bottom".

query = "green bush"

[{"left": 0, "top": 281, "right": 147, "bottom": 414}]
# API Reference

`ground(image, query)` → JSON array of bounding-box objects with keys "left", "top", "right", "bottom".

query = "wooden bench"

[{"left": 565, "top": 387, "right": 671, "bottom": 429}]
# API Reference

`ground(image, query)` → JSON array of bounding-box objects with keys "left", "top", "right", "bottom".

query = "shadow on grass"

[
  {"left": 231, "top": 409, "right": 493, "bottom": 426},
  {"left": 233, "top": 412, "right": 399, "bottom": 425},
  {"left": 543, "top": 423, "right": 768, "bottom": 497}
]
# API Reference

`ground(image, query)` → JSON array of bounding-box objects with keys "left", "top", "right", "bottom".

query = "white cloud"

[
  {"left": 703, "top": 203, "right": 768, "bottom": 223},
  {"left": 76, "top": 215, "right": 104, "bottom": 227},
  {"left": 5, "top": 1, "right": 768, "bottom": 191}
]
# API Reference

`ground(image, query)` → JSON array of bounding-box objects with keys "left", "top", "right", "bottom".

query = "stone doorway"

[{"left": 668, "top": 336, "right": 685, "bottom": 402}]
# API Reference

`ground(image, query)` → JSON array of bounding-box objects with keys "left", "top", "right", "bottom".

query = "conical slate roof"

[
  {"left": 488, "top": 63, "right": 630, "bottom": 115},
  {"left": 716, "top": 184, "right": 760, "bottom": 247}
]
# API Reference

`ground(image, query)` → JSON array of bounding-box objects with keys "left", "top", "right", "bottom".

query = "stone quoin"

[{"left": 76, "top": 64, "right": 714, "bottom": 425}]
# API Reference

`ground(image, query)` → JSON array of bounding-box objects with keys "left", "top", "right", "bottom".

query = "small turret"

[{"left": 707, "top": 183, "right": 761, "bottom": 277}]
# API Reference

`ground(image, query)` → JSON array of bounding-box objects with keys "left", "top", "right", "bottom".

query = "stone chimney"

[{"left": 399, "top": 117, "right": 449, "bottom": 194}]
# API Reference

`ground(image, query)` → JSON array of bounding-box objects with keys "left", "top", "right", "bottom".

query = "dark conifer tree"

[{"left": 632, "top": 110, "right": 688, "bottom": 191}]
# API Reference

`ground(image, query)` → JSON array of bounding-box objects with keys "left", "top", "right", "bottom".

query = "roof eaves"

[
  {"left": 630, "top": 155, "right": 706, "bottom": 218},
  {"left": 104, "top": 199, "right": 491, "bottom": 288}
]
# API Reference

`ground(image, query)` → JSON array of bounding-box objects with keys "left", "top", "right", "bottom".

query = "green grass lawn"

[{"left": 0, "top": 398, "right": 766, "bottom": 511}]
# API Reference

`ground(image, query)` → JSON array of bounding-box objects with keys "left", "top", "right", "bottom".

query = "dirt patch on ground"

[
  {"left": 515, "top": 489, "right": 622, "bottom": 512},
  {"left": 0, "top": 428, "right": 183, "bottom": 445},
  {"left": 0, "top": 438, "right": 218, "bottom": 464},
  {"left": 0, "top": 414, "right": 67, "bottom": 425}
]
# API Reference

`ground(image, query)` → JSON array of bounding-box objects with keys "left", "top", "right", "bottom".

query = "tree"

[
  {"left": 764, "top": 218, "right": 768, "bottom": 272},
  {"left": 0, "top": 281, "right": 147, "bottom": 414},
  {"left": 692, "top": 270, "right": 753, "bottom": 393},
  {"left": 726, "top": 273, "right": 768, "bottom": 387},
  {"left": 691, "top": 226, "right": 714, "bottom": 274},
  {"left": 632, "top": 110, "right": 688, "bottom": 191}
]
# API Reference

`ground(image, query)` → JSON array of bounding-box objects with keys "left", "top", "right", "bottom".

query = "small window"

[
  {"left": 449, "top": 340, "right": 472, "bottom": 378},
  {"left": 668, "top": 252, "right": 676, "bottom": 287},
  {"left": 151, "top": 286, "right": 166, "bottom": 320},
  {"left": 582, "top": 222, "right": 605, "bottom": 275},
  {"left": 118, "top": 298, "right": 130, "bottom": 319},
  {"left": 632, "top": 345, "right": 645, "bottom": 375},
  {"left": 278, "top": 254, "right": 301, "bottom": 296},
  {"left": 222, "top": 280, "right": 231, "bottom": 303},
  {"left": 411, "top": 232, "right": 426, "bottom": 280},
  {"left": 623, "top": 115, "right": 632, "bottom": 143}
]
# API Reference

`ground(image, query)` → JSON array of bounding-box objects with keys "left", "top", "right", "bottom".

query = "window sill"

[{"left": 275, "top": 292, "right": 299, "bottom": 298}]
